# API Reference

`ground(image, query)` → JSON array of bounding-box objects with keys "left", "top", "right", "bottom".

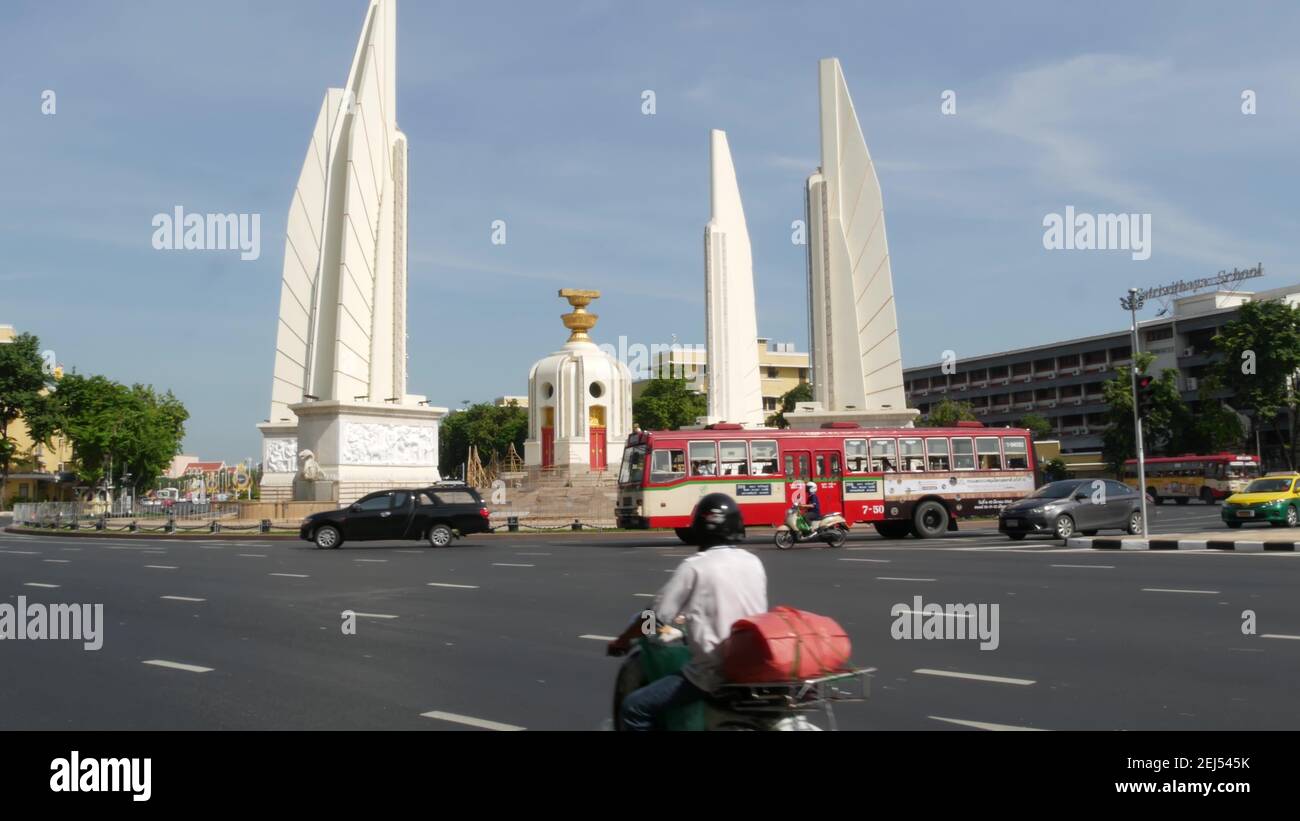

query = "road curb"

[
  {"left": 1068, "top": 535, "right": 1299, "bottom": 551},
  {"left": 3, "top": 526, "right": 299, "bottom": 541}
]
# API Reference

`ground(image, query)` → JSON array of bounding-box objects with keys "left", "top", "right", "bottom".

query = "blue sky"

[{"left": 2, "top": 0, "right": 1297, "bottom": 461}]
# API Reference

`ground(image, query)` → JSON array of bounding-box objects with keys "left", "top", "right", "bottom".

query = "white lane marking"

[
  {"left": 395, "top": 549, "right": 423, "bottom": 554},
  {"left": 1051, "top": 564, "right": 1115, "bottom": 569},
  {"left": 354, "top": 559, "right": 388, "bottom": 563},
  {"left": 0, "top": 549, "right": 40, "bottom": 555},
  {"left": 270, "top": 573, "right": 309, "bottom": 578},
  {"left": 238, "top": 554, "right": 267, "bottom": 558},
  {"left": 59, "top": 548, "right": 82, "bottom": 551},
  {"left": 143, "top": 659, "right": 213, "bottom": 673},
  {"left": 946, "top": 545, "right": 1037, "bottom": 551},
  {"left": 1261, "top": 633, "right": 1300, "bottom": 640},
  {"left": 839, "top": 558, "right": 891, "bottom": 563},
  {"left": 634, "top": 593, "right": 656, "bottom": 598},
  {"left": 580, "top": 634, "right": 618, "bottom": 641},
  {"left": 493, "top": 563, "right": 534, "bottom": 567},
  {"left": 161, "top": 596, "right": 206, "bottom": 602},
  {"left": 352, "top": 612, "right": 399, "bottom": 619},
  {"left": 427, "top": 582, "right": 479, "bottom": 589},
  {"left": 877, "top": 577, "right": 936, "bottom": 582},
  {"left": 895, "top": 609, "right": 972, "bottom": 619},
  {"left": 419, "top": 711, "right": 524, "bottom": 731},
  {"left": 1142, "top": 587, "right": 1220, "bottom": 595},
  {"left": 42, "top": 559, "right": 71, "bottom": 564},
  {"left": 914, "top": 668, "right": 1036, "bottom": 686},
  {"left": 23, "top": 582, "right": 59, "bottom": 588},
  {"left": 145, "top": 565, "right": 179, "bottom": 570},
  {"left": 516, "top": 552, "right": 551, "bottom": 556},
  {"left": 929, "top": 715, "right": 1046, "bottom": 731}
]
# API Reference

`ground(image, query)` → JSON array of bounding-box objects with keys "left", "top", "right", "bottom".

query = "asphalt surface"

[{"left": 2, "top": 502, "right": 1297, "bottom": 731}]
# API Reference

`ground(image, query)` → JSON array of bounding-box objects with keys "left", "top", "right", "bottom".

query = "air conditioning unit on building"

[
  {"left": 956, "top": 384, "right": 967, "bottom": 391},
  {"left": 1046, "top": 401, "right": 1057, "bottom": 408},
  {"left": 1073, "top": 399, "right": 1083, "bottom": 405},
  {"left": 1186, "top": 377, "right": 1199, "bottom": 391},
  {"left": 1023, "top": 376, "right": 1032, "bottom": 383},
  {"left": 1183, "top": 347, "right": 1196, "bottom": 357}
]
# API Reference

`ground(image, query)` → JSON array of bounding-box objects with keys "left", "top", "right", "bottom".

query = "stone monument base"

[
  {"left": 784, "top": 401, "right": 921, "bottom": 430},
  {"left": 258, "top": 399, "right": 448, "bottom": 506}
]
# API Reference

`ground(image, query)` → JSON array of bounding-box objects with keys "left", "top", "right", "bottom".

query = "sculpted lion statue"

[{"left": 298, "top": 449, "right": 323, "bottom": 481}]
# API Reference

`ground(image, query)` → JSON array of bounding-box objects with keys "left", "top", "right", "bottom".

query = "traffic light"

[{"left": 1135, "top": 374, "right": 1157, "bottom": 418}]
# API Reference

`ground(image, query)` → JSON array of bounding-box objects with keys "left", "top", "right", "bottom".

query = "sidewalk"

[{"left": 1068, "top": 528, "right": 1300, "bottom": 551}]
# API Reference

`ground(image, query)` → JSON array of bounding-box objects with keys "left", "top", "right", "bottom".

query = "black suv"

[{"left": 300, "top": 485, "right": 492, "bottom": 549}]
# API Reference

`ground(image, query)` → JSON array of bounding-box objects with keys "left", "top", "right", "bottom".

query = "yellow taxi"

[{"left": 1221, "top": 472, "right": 1300, "bottom": 528}]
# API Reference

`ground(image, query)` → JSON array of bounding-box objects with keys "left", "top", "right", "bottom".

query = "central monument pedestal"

[{"left": 258, "top": 400, "right": 447, "bottom": 505}]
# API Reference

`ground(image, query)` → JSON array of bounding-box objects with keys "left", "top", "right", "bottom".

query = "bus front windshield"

[{"left": 619, "top": 445, "right": 646, "bottom": 486}]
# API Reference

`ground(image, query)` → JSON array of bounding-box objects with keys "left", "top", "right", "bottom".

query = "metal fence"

[{"left": 10, "top": 500, "right": 279, "bottom": 534}]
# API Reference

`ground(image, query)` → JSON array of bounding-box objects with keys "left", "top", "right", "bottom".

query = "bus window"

[
  {"left": 899, "top": 438, "right": 924, "bottom": 471},
  {"left": 925, "top": 438, "right": 950, "bottom": 471},
  {"left": 751, "top": 440, "right": 778, "bottom": 475},
  {"left": 816, "top": 454, "right": 827, "bottom": 478},
  {"left": 784, "top": 454, "right": 795, "bottom": 477},
  {"left": 689, "top": 441, "right": 718, "bottom": 476},
  {"left": 952, "top": 438, "right": 976, "bottom": 470},
  {"left": 650, "top": 448, "right": 685, "bottom": 483},
  {"left": 976, "top": 437, "right": 1002, "bottom": 470},
  {"left": 870, "top": 439, "right": 897, "bottom": 472},
  {"left": 719, "top": 440, "right": 748, "bottom": 476},
  {"left": 619, "top": 445, "right": 646, "bottom": 485},
  {"left": 1003, "top": 437, "right": 1029, "bottom": 470},
  {"left": 845, "top": 439, "right": 869, "bottom": 472},
  {"left": 830, "top": 452, "right": 842, "bottom": 478}
]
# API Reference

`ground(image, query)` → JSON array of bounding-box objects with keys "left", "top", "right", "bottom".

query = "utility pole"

[{"left": 1121, "top": 287, "right": 1150, "bottom": 540}]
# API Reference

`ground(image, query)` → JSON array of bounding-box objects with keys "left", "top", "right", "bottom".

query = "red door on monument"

[
  {"left": 590, "top": 427, "right": 607, "bottom": 471},
  {"left": 542, "top": 427, "right": 554, "bottom": 467}
]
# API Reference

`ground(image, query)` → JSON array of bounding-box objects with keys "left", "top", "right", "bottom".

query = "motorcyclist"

[
  {"left": 607, "top": 492, "right": 768, "bottom": 731},
  {"left": 800, "top": 481, "right": 822, "bottom": 533}
]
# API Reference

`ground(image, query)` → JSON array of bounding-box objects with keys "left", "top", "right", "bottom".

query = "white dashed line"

[
  {"left": 580, "top": 634, "right": 618, "bottom": 641},
  {"left": 427, "top": 582, "right": 479, "bottom": 589},
  {"left": 839, "top": 558, "right": 891, "bottom": 563},
  {"left": 877, "top": 577, "right": 936, "bottom": 582},
  {"left": 269, "top": 573, "right": 310, "bottom": 578},
  {"left": 354, "top": 559, "right": 388, "bottom": 563},
  {"left": 895, "top": 609, "right": 972, "bottom": 619},
  {"left": 144, "top": 565, "right": 178, "bottom": 570},
  {"left": 915, "top": 668, "right": 1036, "bottom": 686},
  {"left": 42, "top": 559, "right": 71, "bottom": 564},
  {"left": 351, "top": 612, "right": 399, "bottom": 619},
  {"left": 160, "top": 596, "right": 206, "bottom": 602},
  {"left": 1051, "top": 564, "right": 1114, "bottom": 569},
  {"left": 0, "top": 550, "right": 39, "bottom": 555},
  {"left": 1142, "top": 588, "right": 1220, "bottom": 595},
  {"left": 634, "top": 593, "right": 656, "bottom": 598},
  {"left": 1261, "top": 633, "right": 1300, "bottom": 641},
  {"left": 142, "top": 659, "right": 213, "bottom": 674},
  {"left": 929, "top": 716, "right": 1046, "bottom": 731},
  {"left": 419, "top": 711, "right": 524, "bottom": 731},
  {"left": 493, "top": 563, "right": 534, "bottom": 568},
  {"left": 23, "top": 582, "right": 59, "bottom": 588},
  {"left": 238, "top": 554, "right": 267, "bottom": 558}
]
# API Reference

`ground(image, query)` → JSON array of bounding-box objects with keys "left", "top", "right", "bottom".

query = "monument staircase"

[{"left": 482, "top": 465, "right": 620, "bottom": 529}]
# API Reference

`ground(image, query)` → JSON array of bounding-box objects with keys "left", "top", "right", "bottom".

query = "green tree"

[
  {"left": 1015, "top": 413, "right": 1054, "bottom": 441},
  {"left": 47, "top": 373, "right": 189, "bottom": 492},
  {"left": 1100, "top": 352, "right": 1184, "bottom": 475},
  {"left": 0, "top": 332, "right": 55, "bottom": 502},
  {"left": 1211, "top": 299, "right": 1300, "bottom": 467},
  {"left": 918, "top": 399, "right": 976, "bottom": 427},
  {"left": 438, "top": 401, "right": 528, "bottom": 477},
  {"left": 1168, "top": 375, "right": 1244, "bottom": 455},
  {"left": 765, "top": 382, "right": 813, "bottom": 429},
  {"left": 1041, "top": 458, "right": 1071, "bottom": 482},
  {"left": 632, "top": 379, "right": 707, "bottom": 431}
]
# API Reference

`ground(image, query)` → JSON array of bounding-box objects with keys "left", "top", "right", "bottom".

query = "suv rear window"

[{"left": 432, "top": 491, "right": 479, "bottom": 505}]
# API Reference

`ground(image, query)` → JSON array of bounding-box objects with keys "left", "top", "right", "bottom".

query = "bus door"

[
  {"left": 784, "top": 449, "right": 811, "bottom": 511},
  {"left": 814, "top": 450, "right": 843, "bottom": 516}
]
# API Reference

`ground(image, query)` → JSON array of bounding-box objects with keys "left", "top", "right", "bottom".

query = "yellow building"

[
  {"left": 0, "top": 324, "right": 77, "bottom": 507},
  {"left": 631, "top": 338, "right": 810, "bottom": 415}
]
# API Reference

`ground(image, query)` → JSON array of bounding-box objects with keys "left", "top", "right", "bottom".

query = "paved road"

[{"left": 2, "top": 503, "right": 1296, "bottom": 731}]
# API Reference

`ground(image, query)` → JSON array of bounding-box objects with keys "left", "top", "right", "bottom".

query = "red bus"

[
  {"left": 615, "top": 421, "right": 1037, "bottom": 540},
  {"left": 1122, "top": 453, "right": 1261, "bottom": 505}
]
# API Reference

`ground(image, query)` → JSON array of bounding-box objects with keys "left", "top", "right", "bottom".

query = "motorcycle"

[
  {"left": 773, "top": 506, "right": 850, "bottom": 549},
  {"left": 607, "top": 620, "right": 869, "bottom": 731}
]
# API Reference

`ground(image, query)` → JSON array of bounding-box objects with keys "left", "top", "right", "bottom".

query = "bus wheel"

[
  {"left": 873, "top": 521, "right": 910, "bottom": 540},
  {"left": 912, "top": 501, "right": 949, "bottom": 539},
  {"left": 1200, "top": 488, "right": 1217, "bottom": 505},
  {"left": 1175, "top": 496, "right": 1189, "bottom": 505},
  {"left": 674, "top": 528, "right": 694, "bottom": 545}
]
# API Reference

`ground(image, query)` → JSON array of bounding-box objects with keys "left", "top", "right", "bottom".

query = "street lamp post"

[{"left": 1120, "top": 288, "right": 1150, "bottom": 540}]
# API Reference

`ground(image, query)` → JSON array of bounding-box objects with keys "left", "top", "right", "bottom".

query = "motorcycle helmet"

[
  {"left": 689, "top": 492, "right": 745, "bottom": 548},
  {"left": 806, "top": 482, "right": 818, "bottom": 495}
]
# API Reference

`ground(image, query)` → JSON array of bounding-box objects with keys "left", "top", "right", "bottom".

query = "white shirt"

[{"left": 654, "top": 546, "right": 768, "bottom": 692}]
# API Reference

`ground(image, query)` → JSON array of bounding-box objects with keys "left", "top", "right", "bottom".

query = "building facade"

[
  {"left": 631, "top": 338, "right": 810, "bottom": 416},
  {"left": 0, "top": 324, "right": 77, "bottom": 507},
  {"left": 903, "top": 284, "right": 1299, "bottom": 456}
]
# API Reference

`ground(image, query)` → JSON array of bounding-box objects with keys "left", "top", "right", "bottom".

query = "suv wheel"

[
  {"left": 428, "top": 524, "right": 454, "bottom": 547},
  {"left": 1054, "top": 514, "right": 1075, "bottom": 539},
  {"left": 314, "top": 525, "right": 342, "bottom": 550},
  {"left": 1126, "top": 510, "right": 1142, "bottom": 535}
]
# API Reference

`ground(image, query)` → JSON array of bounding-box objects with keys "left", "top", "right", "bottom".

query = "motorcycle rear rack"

[{"left": 712, "top": 669, "right": 870, "bottom": 724}]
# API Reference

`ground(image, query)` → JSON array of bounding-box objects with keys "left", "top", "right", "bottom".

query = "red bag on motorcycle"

[{"left": 721, "top": 606, "right": 852, "bottom": 683}]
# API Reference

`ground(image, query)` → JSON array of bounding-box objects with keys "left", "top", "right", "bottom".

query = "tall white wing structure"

[
  {"left": 270, "top": 0, "right": 407, "bottom": 421},
  {"left": 260, "top": 0, "right": 445, "bottom": 504},
  {"left": 805, "top": 58, "right": 908, "bottom": 415},
  {"left": 701, "top": 130, "right": 765, "bottom": 428}
]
